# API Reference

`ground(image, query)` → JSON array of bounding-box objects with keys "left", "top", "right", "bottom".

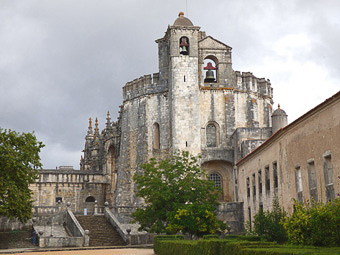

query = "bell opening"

[
  {"left": 204, "top": 59, "right": 217, "bottom": 83},
  {"left": 179, "top": 37, "right": 189, "bottom": 55}
]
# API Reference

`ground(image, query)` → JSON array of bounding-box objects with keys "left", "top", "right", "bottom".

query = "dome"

[
  {"left": 173, "top": 12, "right": 194, "bottom": 26},
  {"left": 272, "top": 104, "right": 287, "bottom": 116}
]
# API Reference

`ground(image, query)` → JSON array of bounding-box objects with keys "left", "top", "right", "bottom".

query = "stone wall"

[
  {"left": 236, "top": 91, "right": 340, "bottom": 225},
  {"left": 30, "top": 170, "right": 109, "bottom": 213},
  {"left": 217, "top": 202, "right": 244, "bottom": 234}
]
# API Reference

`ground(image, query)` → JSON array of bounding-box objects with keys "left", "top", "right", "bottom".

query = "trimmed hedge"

[
  {"left": 153, "top": 235, "right": 185, "bottom": 254},
  {"left": 154, "top": 236, "right": 340, "bottom": 255}
]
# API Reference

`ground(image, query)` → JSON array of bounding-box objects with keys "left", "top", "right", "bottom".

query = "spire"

[
  {"left": 87, "top": 117, "right": 93, "bottom": 134},
  {"left": 106, "top": 111, "right": 111, "bottom": 127},
  {"left": 94, "top": 117, "right": 99, "bottom": 135}
]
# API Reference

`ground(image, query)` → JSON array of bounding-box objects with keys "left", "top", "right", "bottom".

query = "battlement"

[
  {"left": 123, "top": 73, "right": 168, "bottom": 101},
  {"left": 235, "top": 71, "right": 273, "bottom": 98}
]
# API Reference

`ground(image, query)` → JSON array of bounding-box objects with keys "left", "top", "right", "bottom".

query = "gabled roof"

[{"left": 199, "top": 36, "right": 232, "bottom": 50}]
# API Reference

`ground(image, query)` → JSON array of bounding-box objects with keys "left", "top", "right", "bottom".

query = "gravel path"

[{"left": 9, "top": 248, "right": 154, "bottom": 255}]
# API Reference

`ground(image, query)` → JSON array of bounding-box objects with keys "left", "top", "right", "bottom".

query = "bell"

[
  {"left": 180, "top": 45, "right": 188, "bottom": 55},
  {"left": 204, "top": 70, "right": 215, "bottom": 82}
]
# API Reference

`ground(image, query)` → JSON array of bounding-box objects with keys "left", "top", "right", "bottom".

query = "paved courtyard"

[{"left": 8, "top": 248, "right": 154, "bottom": 255}]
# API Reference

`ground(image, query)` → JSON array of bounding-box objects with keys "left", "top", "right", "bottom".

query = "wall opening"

[
  {"left": 153, "top": 123, "right": 160, "bottom": 150},
  {"left": 179, "top": 37, "right": 189, "bottom": 55},
  {"left": 307, "top": 159, "right": 318, "bottom": 201},
  {"left": 204, "top": 57, "right": 218, "bottom": 83},
  {"left": 85, "top": 196, "right": 95, "bottom": 203},
  {"left": 273, "top": 162, "right": 278, "bottom": 193},
  {"left": 258, "top": 170, "right": 262, "bottom": 196},
  {"left": 295, "top": 165, "right": 303, "bottom": 203},
  {"left": 323, "top": 152, "right": 334, "bottom": 202}
]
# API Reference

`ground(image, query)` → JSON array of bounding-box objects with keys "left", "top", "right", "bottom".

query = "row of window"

[
  {"left": 246, "top": 162, "right": 278, "bottom": 199},
  {"left": 152, "top": 122, "right": 220, "bottom": 149},
  {"left": 245, "top": 151, "right": 335, "bottom": 203},
  {"left": 295, "top": 152, "right": 334, "bottom": 203}
]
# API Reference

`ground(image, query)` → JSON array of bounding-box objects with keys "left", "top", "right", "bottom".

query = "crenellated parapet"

[
  {"left": 235, "top": 71, "right": 273, "bottom": 99},
  {"left": 122, "top": 73, "right": 168, "bottom": 101}
]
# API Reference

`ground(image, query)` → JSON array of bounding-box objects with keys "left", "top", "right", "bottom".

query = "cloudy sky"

[{"left": 1, "top": 0, "right": 340, "bottom": 169}]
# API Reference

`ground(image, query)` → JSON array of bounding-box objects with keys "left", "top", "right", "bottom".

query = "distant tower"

[{"left": 271, "top": 104, "right": 288, "bottom": 133}]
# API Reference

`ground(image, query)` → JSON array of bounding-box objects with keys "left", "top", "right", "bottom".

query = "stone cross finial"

[{"left": 278, "top": 104, "right": 280, "bottom": 109}]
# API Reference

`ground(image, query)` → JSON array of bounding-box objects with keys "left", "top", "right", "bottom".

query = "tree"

[
  {"left": 132, "top": 151, "right": 227, "bottom": 237},
  {"left": 253, "top": 196, "right": 287, "bottom": 243},
  {"left": 0, "top": 129, "right": 44, "bottom": 222}
]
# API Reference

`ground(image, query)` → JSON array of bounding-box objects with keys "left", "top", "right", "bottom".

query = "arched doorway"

[{"left": 85, "top": 196, "right": 95, "bottom": 214}]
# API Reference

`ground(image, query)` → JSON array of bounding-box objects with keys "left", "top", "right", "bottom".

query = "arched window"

[
  {"left": 85, "top": 196, "right": 95, "bottom": 203},
  {"left": 204, "top": 57, "right": 218, "bottom": 83},
  {"left": 206, "top": 123, "right": 217, "bottom": 147},
  {"left": 153, "top": 123, "right": 160, "bottom": 150},
  {"left": 179, "top": 37, "right": 189, "bottom": 55},
  {"left": 209, "top": 173, "right": 222, "bottom": 187}
]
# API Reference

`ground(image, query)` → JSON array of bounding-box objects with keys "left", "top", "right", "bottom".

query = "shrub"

[
  {"left": 253, "top": 196, "right": 288, "bottom": 243},
  {"left": 154, "top": 235, "right": 184, "bottom": 254},
  {"left": 284, "top": 198, "right": 340, "bottom": 246}
]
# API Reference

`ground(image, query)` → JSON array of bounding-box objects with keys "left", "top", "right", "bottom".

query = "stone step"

[{"left": 76, "top": 215, "right": 126, "bottom": 247}]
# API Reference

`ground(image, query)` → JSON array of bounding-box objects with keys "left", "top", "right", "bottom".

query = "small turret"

[{"left": 271, "top": 104, "right": 288, "bottom": 134}]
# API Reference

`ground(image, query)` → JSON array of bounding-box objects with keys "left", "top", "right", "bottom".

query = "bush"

[
  {"left": 202, "top": 234, "right": 219, "bottom": 239},
  {"left": 154, "top": 235, "right": 185, "bottom": 254},
  {"left": 253, "top": 196, "right": 288, "bottom": 243},
  {"left": 284, "top": 198, "right": 340, "bottom": 246}
]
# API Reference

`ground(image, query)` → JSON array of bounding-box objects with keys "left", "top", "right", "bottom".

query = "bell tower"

[{"left": 156, "top": 12, "right": 202, "bottom": 155}]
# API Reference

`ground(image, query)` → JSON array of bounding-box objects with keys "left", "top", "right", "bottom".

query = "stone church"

[
  {"left": 26, "top": 13, "right": 294, "bottom": 235},
  {"left": 75, "top": 12, "right": 285, "bottom": 222}
]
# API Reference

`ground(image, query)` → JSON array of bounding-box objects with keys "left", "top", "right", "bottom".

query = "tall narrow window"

[
  {"left": 323, "top": 152, "right": 334, "bottom": 201},
  {"left": 206, "top": 124, "right": 217, "bottom": 147},
  {"left": 252, "top": 173, "right": 256, "bottom": 198},
  {"left": 307, "top": 159, "right": 318, "bottom": 201},
  {"left": 273, "top": 162, "right": 278, "bottom": 193},
  {"left": 153, "top": 123, "right": 160, "bottom": 150},
  {"left": 246, "top": 177, "right": 250, "bottom": 198},
  {"left": 265, "top": 166, "right": 270, "bottom": 195},
  {"left": 295, "top": 165, "right": 303, "bottom": 203},
  {"left": 258, "top": 170, "right": 263, "bottom": 196},
  {"left": 209, "top": 173, "right": 223, "bottom": 200}
]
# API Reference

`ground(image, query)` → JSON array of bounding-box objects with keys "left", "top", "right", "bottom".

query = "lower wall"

[
  {"left": 217, "top": 202, "right": 244, "bottom": 234},
  {"left": 38, "top": 236, "right": 83, "bottom": 248},
  {"left": 0, "top": 217, "right": 32, "bottom": 232}
]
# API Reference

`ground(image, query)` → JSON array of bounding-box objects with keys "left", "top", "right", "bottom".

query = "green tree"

[
  {"left": 132, "top": 151, "right": 227, "bottom": 237},
  {"left": 0, "top": 129, "right": 44, "bottom": 222},
  {"left": 253, "top": 196, "right": 287, "bottom": 243}
]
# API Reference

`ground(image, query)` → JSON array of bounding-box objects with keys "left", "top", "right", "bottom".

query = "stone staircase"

[{"left": 76, "top": 215, "right": 126, "bottom": 247}]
